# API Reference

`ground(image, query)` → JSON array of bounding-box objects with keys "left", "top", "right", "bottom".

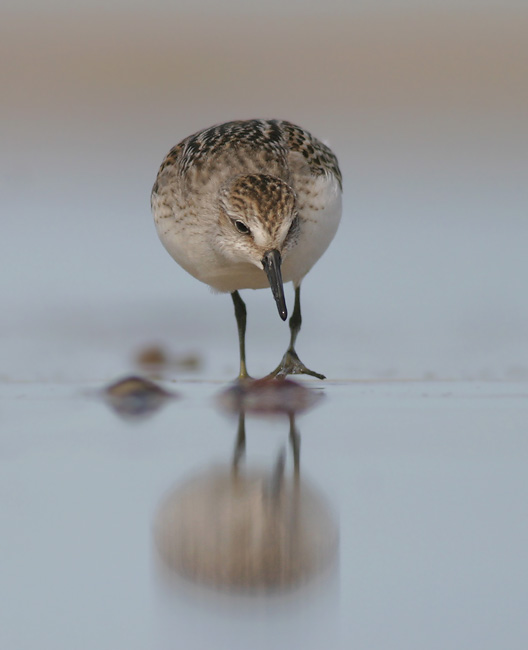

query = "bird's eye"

[{"left": 234, "top": 220, "right": 250, "bottom": 234}]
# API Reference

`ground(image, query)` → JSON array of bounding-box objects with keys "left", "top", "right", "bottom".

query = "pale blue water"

[{"left": 1, "top": 381, "right": 527, "bottom": 649}]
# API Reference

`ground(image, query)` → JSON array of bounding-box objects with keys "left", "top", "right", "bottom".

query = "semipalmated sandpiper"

[{"left": 151, "top": 119, "right": 342, "bottom": 379}]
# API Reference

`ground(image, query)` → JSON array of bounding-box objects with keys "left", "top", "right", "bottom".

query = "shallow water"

[
  {"left": 2, "top": 6, "right": 528, "bottom": 648},
  {"left": 2, "top": 379, "right": 527, "bottom": 649}
]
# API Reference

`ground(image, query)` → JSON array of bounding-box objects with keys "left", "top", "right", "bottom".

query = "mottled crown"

[{"left": 220, "top": 174, "right": 296, "bottom": 230}]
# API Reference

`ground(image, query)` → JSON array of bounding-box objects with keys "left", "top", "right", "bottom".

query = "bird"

[{"left": 151, "top": 119, "right": 342, "bottom": 380}]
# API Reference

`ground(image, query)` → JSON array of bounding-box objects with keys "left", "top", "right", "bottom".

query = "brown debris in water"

[
  {"left": 136, "top": 345, "right": 168, "bottom": 368},
  {"left": 135, "top": 344, "right": 201, "bottom": 373},
  {"left": 103, "top": 375, "right": 177, "bottom": 418}
]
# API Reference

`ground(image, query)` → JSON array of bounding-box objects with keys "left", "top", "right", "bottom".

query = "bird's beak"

[{"left": 262, "top": 249, "right": 287, "bottom": 321}]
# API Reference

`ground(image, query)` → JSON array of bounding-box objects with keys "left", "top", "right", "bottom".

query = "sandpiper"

[{"left": 151, "top": 119, "right": 342, "bottom": 380}]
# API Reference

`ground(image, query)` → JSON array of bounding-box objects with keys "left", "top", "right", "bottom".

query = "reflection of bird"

[
  {"left": 154, "top": 412, "right": 338, "bottom": 592},
  {"left": 151, "top": 119, "right": 342, "bottom": 379}
]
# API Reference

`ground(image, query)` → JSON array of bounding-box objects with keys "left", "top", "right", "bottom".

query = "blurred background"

[{"left": 1, "top": 1, "right": 527, "bottom": 381}]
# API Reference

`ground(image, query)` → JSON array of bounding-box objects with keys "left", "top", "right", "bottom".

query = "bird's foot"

[
  {"left": 266, "top": 349, "right": 326, "bottom": 380},
  {"left": 236, "top": 372, "right": 254, "bottom": 384}
]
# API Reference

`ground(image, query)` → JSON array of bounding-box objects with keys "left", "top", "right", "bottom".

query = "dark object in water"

[
  {"left": 136, "top": 345, "right": 169, "bottom": 368},
  {"left": 135, "top": 344, "right": 202, "bottom": 372},
  {"left": 103, "top": 375, "right": 177, "bottom": 418},
  {"left": 218, "top": 377, "right": 323, "bottom": 416}
]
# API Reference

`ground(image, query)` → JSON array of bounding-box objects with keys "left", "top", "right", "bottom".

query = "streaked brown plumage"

[{"left": 151, "top": 119, "right": 342, "bottom": 379}]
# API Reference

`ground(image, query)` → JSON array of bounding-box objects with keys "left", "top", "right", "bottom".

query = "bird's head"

[{"left": 218, "top": 174, "right": 299, "bottom": 320}]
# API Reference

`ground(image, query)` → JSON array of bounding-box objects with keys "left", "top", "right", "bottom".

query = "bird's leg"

[
  {"left": 268, "top": 285, "right": 326, "bottom": 380},
  {"left": 231, "top": 290, "right": 251, "bottom": 380}
]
